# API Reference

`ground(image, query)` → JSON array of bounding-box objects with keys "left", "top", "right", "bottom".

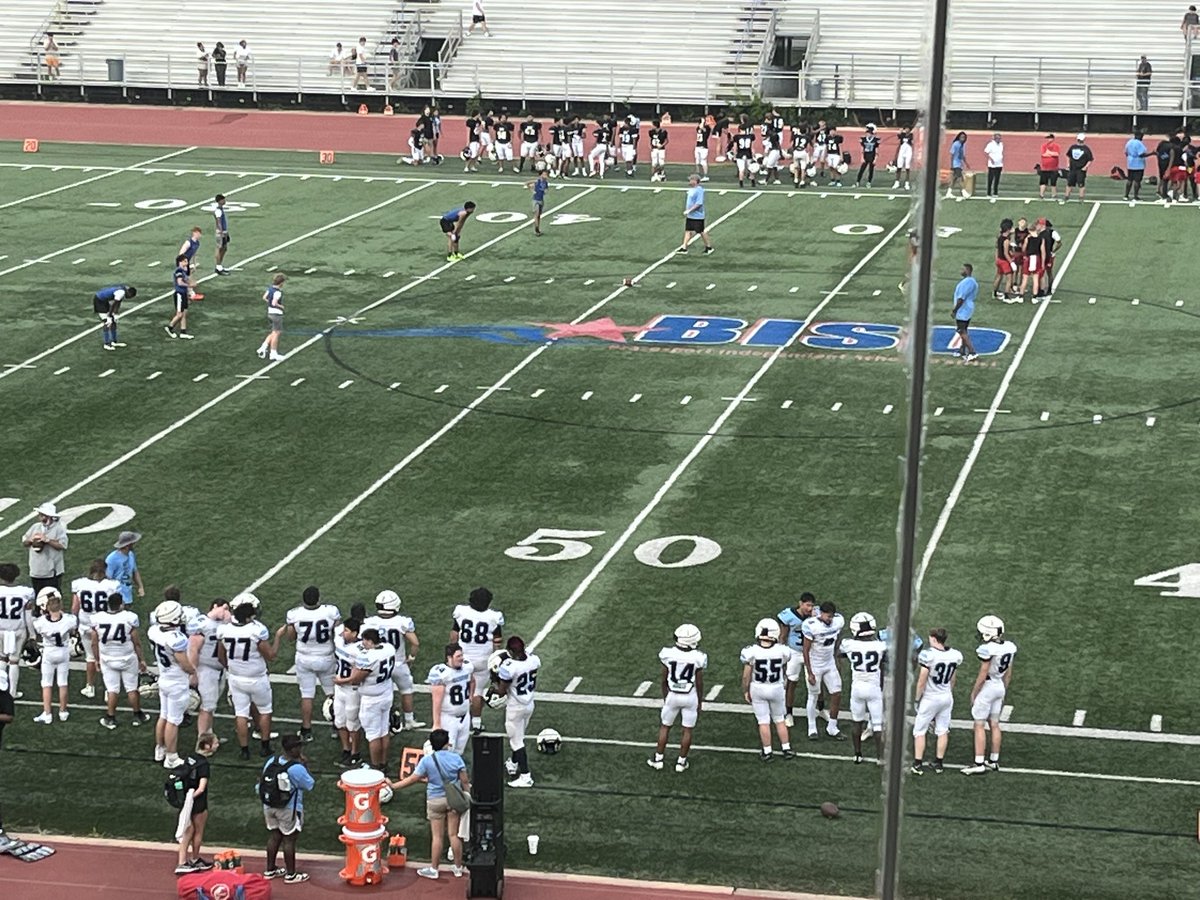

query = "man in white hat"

[
  {"left": 105, "top": 531, "right": 145, "bottom": 608},
  {"left": 21, "top": 503, "right": 68, "bottom": 596}
]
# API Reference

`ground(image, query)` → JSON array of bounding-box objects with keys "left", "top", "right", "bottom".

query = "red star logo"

[{"left": 532, "top": 316, "right": 653, "bottom": 343}]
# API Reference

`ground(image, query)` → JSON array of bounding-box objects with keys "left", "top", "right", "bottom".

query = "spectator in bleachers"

[
  {"left": 1136, "top": 56, "right": 1152, "bottom": 110},
  {"left": 469, "top": 0, "right": 492, "bottom": 36},
  {"left": 328, "top": 42, "right": 346, "bottom": 77},
  {"left": 388, "top": 38, "right": 402, "bottom": 89},
  {"left": 431, "top": 107, "right": 443, "bottom": 158},
  {"left": 197, "top": 43, "right": 210, "bottom": 87},
  {"left": 235, "top": 40, "right": 251, "bottom": 87},
  {"left": 353, "top": 37, "right": 370, "bottom": 91},
  {"left": 1182, "top": 6, "right": 1199, "bottom": 41},
  {"left": 212, "top": 42, "right": 227, "bottom": 86},
  {"left": 42, "top": 34, "right": 61, "bottom": 80}
]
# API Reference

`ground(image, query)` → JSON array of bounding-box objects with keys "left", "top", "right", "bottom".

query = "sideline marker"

[
  {"left": 319, "top": 150, "right": 336, "bottom": 165},
  {"left": 22, "top": 139, "right": 39, "bottom": 153}
]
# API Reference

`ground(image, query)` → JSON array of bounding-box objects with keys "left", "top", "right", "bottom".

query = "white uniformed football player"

[
  {"left": 0, "top": 563, "right": 35, "bottom": 698},
  {"left": 839, "top": 612, "right": 887, "bottom": 764},
  {"left": 281, "top": 585, "right": 341, "bottom": 742},
  {"left": 740, "top": 618, "right": 795, "bottom": 760},
  {"left": 649, "top": 624, "right": 707, "bottom": 773},
  {"left": 186, "top": 598, "right": 230, "bottom": 749},
  {"left": 217, "top": 596, "right": 280, "bottom": 760},
  {"left": 496, "top": 635, "right": 540, "bottom": 788},
  {"left": 911, "top": 627, "right": 963, "bottom": 774},
  {"left": 92, "top": 593, "right": 149, "bottom": 729},
  {"left": 363, "top": 589, "right": 424, "bottom": 733},
  {"left": 801, "top": 601, "right": 846, "bottom": 740},
  {"left": 429, "top": 643, "right": 476, "bottom": 753},
  {"left": 450, "top": 587, "right": 503, "bottom": 733},
  {"left": 333, "top": 618, "right": 364, "bottom": 767},
  {"left": 962, "top": 615, "right": 1017, "bottom": 776},
  {"left": 147, "top": 599, "right": 196, "bottom": 769},
  {"left": 71, "top": 558, "right": 121, "bottom": 699},
  {"left": 31, "top": 588, "right": 77, "bottom": 724},
  {"left": 341, "top": 627, "right": 397, "bottom": 770},
  {"left": 777, "top": 592, "right": 815, "bottom": 727}
]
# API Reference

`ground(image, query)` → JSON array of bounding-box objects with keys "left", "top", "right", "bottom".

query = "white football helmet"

[
  {"left": 488, "top": 649, "right": 511, "bottom": 675},
  {"left": 154, "top": 599, "right": 184, "bottom": 626},
  {"left": 232, "top": 592, "right": 260, "bottom": 613},
  {"left": 536, "top": 728, "right": 562, "bottom": 754},
  {"left": 375, "top": 590, "right": 402, "bottom": 613},
  {"left": 748, "top": 160, "right": 761, "bottom": 175},
  {"left": 754, "top": 617, "right": 781, "bottom": 643},
  {"left": 977, "top": 615, "right": 1005, "bottom": 642},
  {"left": 837, "top": 161, "right": 850, "bottom": 175},
  {"left": 484, "top": 684, "right": 508, "bottom": 709},
  {"left": 674, "top": 624, "right": 702, "bottom": 650},
  {"left": 805, "top": 166, "right": 817, "bottom": 178},
  {"left": 36, "top": 586, "right": 61, "bottom": 610},
  {"left": 379, "top": 784, "right": 395, "bottom": 804},
  {"left": 850, "top": 611, "right": 877, "bottom": 636}
]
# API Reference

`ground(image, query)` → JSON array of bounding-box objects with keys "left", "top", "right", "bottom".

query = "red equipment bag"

[{"left": 177, "top": 870, "right": 273, "bottom": 900}]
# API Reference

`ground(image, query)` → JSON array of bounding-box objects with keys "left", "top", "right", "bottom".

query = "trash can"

[
  {"left": 804, "top": 77, "right": 822, "bottom": 102},
  {"left": 106, "top": 58, "right": 124, "bottom": 81}
]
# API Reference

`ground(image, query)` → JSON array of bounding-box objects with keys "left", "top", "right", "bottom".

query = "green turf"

[{"left": 2, "top": 140, "right": 1199, "bottom": 899}]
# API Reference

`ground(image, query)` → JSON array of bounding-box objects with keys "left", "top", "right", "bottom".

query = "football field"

[{"left": 2, "top": 140, "right": 1199, "bottom": 900}]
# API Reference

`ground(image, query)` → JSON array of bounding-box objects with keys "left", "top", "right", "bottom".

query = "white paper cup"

[{"left": 527, "top": 834, "right": 540, "bottom": 855}]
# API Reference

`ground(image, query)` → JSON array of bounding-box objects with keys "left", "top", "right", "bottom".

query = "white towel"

[{"left": 175, "top": 789, "right": 195, "bottom": 841}]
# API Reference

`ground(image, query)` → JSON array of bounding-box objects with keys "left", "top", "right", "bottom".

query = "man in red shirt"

[{"left": 1038, "top": 134, "right": 1061, "bottom": 200}]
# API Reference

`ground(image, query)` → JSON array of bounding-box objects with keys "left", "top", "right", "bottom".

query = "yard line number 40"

[
  {"left": 1135, "top": 564, "right": 1200, "bottom": 597},
  {"left": 504, "top": 528, "right": 721, "bottom": 569}
]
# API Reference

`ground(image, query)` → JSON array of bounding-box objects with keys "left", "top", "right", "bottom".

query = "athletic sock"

[
  {"left": 653, "top": 752, "right": 664, "bottom": 762},
  {"left": 781, "top": 742, "right": 791, "bottom": 752},
  {"left": 989, "top": 753, "right": 999, "bottom": 763},
  {"left": 974, "top": 755, "right": 985, "bottom": 764}
]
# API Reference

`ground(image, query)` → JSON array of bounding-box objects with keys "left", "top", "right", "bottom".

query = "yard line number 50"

[{"left": 504, "top": 528, "right": 721, "bottom": 569}]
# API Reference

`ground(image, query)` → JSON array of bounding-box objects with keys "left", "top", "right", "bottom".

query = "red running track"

[
  {"left": 0, "top": 835, "right": 847, "bottom": 900},
  {"left": 0, "top": 100, "right": 1139, "bottom": 172}
]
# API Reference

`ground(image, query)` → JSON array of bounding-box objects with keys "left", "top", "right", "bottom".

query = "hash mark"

[
  {"left": 584, "top": 279, "right": 595, "bottom": 286},
  {"left": 98, "top": 368, "right": 115, "bottom": 378},
  {"left": 629, "top": 393, "right": 642, "bottom": 403},
  {"left": 343, "top": 269, "right": 356, "bottom": 276},
  {"left": 666, "top": 281, "right": 677, "bottom": 289},
  {"left": 1087, "top": 298, "right": 1096, "bottom": 305},
  {"left": 1000, "top": 705, "right": 1013, "bottom": 722},
  {"left": 434, "top": 384, "right": 449, "bottom": 394},
  {"left": 564, "top": 676, "right": 582, "bottom": 693},
  {"left": 789, "top": 286, "right": 799, "bottom": 293},
  {"left": 882, "top": 404, "right": 893, "bottom": 414},
  {"left": 146, "top": 371, "right": 162, "bottom": 380},
  {"left": 933, "top": 407, "right": 944, "bottom": 416},
  {"left": 530, "top": 388, "right": 545, "bottom": 398},
  {"left": 304, "top": 267, "right": 317, "bottom": 274},
  {"left": 109, "top": 259, "right": 123, "bottom": 266},
  {"left": 1150, "top": 715, "right": 1163, "bottom": 733},
  {"left": 580, "top": 391, "right": 593, "bottom": 400},
  {"left": 382, "top": 271, "right": 395, "bottom": 278},
  {"left": 781, "top": 400, "right": 793, "bottom": 409},
  {"left": 705, "top": 684, "right": 723, "bottom": 701},
  {"left": 706, "top": 283, "right": 716, "bottom": 291},
  {"left": 1092, "top": 414, "right": 1103, "bottom": 424},
  {"left": 291, "top": 378, "right": 306, "bottom": 387},
  {"left": 53, "top": 366, "right": 70, "bottom": 375},
  {"left": 747, "top": 285, "right": 758, "bottom": 292},
  {"left": 72, "top": 258, "right": 86, "bottom": 265},
  {"left": 465, "top": 274, "right": 476, "bottom": 281},
  {"left": 831, "top": 401, "right": 843, "bottom": 412},
  {"left": 1131, "top": 298, "right": 1140, "bottom": 306},
  {"left": 387, "top": 382, "right": 400, "bottom": 390},
  {"left": 1073, "top": 709, "right": 1087, "bottom": 727},
  {"left": 1040, "top": 411, "right": 1050, "bottom": 421},
  {"left": 872, "top": 289, "right": 882, "bottom": 296},
  {"left": 148, "top": 261, "right": 161, "bottom": 268},
  {"left": 338, "top": 380, "right": 354, "bottom": 390},
  {"left": 266, "top": 265, "right": 277, "bottom": 272},
  {"left": 503, "top": 276, "right": 516, "bottom": 283},
  {"left": 1176, "top": 300, "right": 1184, "bottom": 307},
  {"left": 544, "top": 278, "right": 554, "bottom": 284},
  {"left": 633, "top": 681, "right": 653, "bottom": 697},
  {"left": 193, "top": 373, "right": 208, "bottom": 383},
  {"left": 1147, "top": 416, "right": 1156, "bottom": 427},
  {"left": 680, "top": 395, "right": 692, "bottom": 405}
]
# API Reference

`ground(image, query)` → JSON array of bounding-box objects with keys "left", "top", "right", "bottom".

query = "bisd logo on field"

[{"left": 634, "top": 316, "right": 1010, "bottom": 355}]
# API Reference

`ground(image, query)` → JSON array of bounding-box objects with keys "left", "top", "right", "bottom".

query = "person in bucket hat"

[
  {"left": 21, "top": 503, "right": 68, "bottom": 595},
  {"left": 106, "top": 531, "right": 144, "bottom": 607}
]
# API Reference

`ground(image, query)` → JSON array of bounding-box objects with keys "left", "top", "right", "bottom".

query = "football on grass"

[{"left": 820, "top": 802, "right": 840, "bottom": 819}]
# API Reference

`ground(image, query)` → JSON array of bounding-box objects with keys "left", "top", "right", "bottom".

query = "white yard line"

[
  {"left": 915, "top": 201, "right": 1101, "bottom": 592},
  {"left": 0, "top": 174, "right": 280, "bottom": 280},
  {"left": 0, "top": 147, "right": 195, "bottom": 211},
  {"left": 241, "top": 191, "right": 762, "bottom": 594},
  {"left": 527, "top": 210, "right": 912, "bottom": 653},
  {"left": 0, "top": 181, "right": 436, "bottom": 385}
]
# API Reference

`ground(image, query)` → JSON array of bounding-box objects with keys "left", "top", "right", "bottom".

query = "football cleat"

[
  {"left": 909, "top": 763, "right": 925, "bottom": 776},
  {"left": 961, "top": 763, "right": 990, "bottom": 776},
  {"left": 674, "top": 759, "right": 689, "bottom": 773},
  {"left": 508, "top": 773, "right": 534, "bottom": 788},
  {"left": 646, "top": 757, "right": 663, "bottom": 771},
  {"left": 506, "top": 759, "right": 520, "bottom": 776}
]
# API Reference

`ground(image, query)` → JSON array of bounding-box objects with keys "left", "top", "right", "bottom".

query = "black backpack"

[
  {"left": 258, "top": 757, "right": 295, "bottom": 808},
  {"left": 164, "top": 759, "right": 194, "bottom": 809}
]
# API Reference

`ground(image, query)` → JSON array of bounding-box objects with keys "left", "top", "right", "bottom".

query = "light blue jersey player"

[{"left": 777, "top": 591, "right": 815, "bottom": 725}]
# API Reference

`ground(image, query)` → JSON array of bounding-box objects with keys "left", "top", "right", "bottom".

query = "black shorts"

[
  {"left": 93, "top": 295, "right": 111, "bottom": 314},
  {"left": 1128, "top": 169, "right": 1144, "bottom": 183},
  {"left": 356, "top": 65, "right": 367, "bottom": 73},
  {"left": 1067, "top": 169, "right": 1086, "bottom": 187},
  {"left": 217, "top": 233, "right": 230, "bottom": 249},
  {"left": 174, "top": 293, "right": 189, "bottom": 312},
  {"left": 190, "top": 794, "right": 208, "bottom": 816},
  {"left": 685, "top": 218, "right": 705, "bottom": 233},
  {"left": 440, "top": 219, "right": 456, "bottom": 234},
  {"left": 955, "top": 318, "right": 970, "bottom": 333},
  {"left": 1039, "top": 169, "right": 1058, "bottom": 186},
  {"left": 472, "top": 13, "right": 486, "bottom": 22}
]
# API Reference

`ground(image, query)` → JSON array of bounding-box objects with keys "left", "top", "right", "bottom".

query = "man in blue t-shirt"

[
  {"left": 677, "top": 175, "right": 714, "bottom": 255},
  {"left": 952, "top": 263, "right": 979, "bottom": 362},
  {"left": 1124, "top": 131, "right": 1149, "bottom": 203},
  {"left": 439, "top": 202, "right": 477, "bottom": 262},
  {"left": 93, "top": 284, "right": 136, "bottom": 351},
  {"left": 261, "top": 735, "right": 315, "bottom": 884},
  {"left": 390, "top": 728, "right": 470, "bottom": 881},
  {"left": 105, "top": 530, "right": 144, "bottom": 606}
]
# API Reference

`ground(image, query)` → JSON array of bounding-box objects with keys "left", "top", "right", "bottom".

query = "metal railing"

[
  {"left": 9, "top": 47, "right": 1200, "bottom": 116},
  {"left": 436, "top": 11, "right": 464, "bottom": 85},
  {"left": 753, "top": 9, "right": 778, "bottom": 95}
]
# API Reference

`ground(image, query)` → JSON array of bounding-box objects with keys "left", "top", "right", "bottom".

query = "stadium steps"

[{"left": 8, "top": 0, "right": 105, "bottom": 81}]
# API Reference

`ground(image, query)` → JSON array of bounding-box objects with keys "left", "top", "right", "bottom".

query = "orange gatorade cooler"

[
  {"left": 387, "top": 834, "right": 407, "bottom": 867},
  {"left": 339, "top": 825, "right": 389, "bottom": 886},
  {"left": 338, "top": 768, "right": 388, "bottom": 834}
]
